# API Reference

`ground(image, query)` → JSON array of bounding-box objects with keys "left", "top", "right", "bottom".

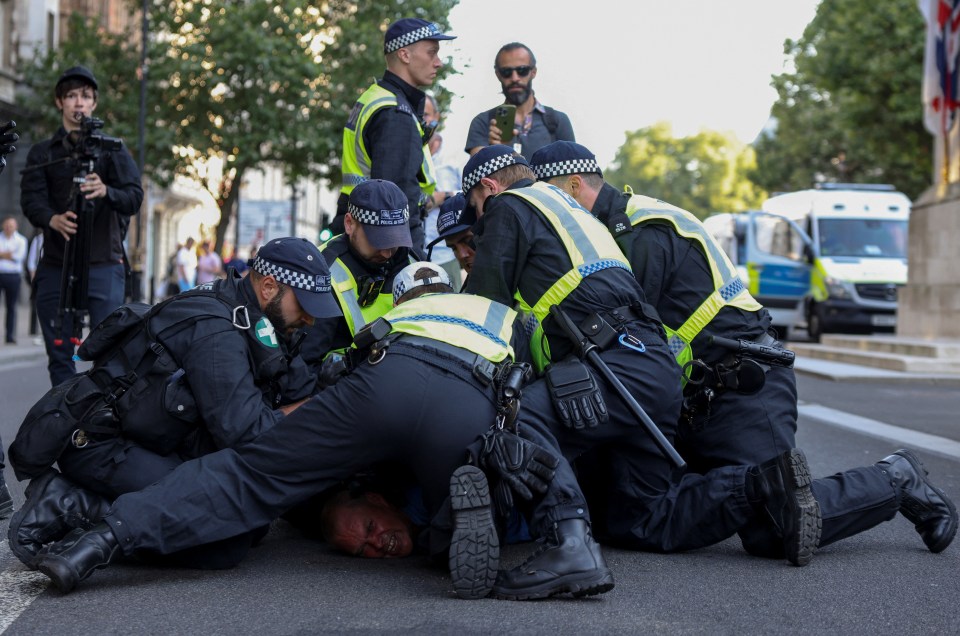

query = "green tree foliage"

[
  {"left": 751, "top": 0, "right": 931, "bottom": 199},
  {"left": 19, "top": 1, "right": 458, "bottom": 249},
  {"left": 605, "top": 121, "right": 766, "bottom": 219}
]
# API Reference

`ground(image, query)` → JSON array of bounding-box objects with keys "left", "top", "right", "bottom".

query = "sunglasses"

[{"left": 495, "top": 65, "right": 534, "bottom": 79}]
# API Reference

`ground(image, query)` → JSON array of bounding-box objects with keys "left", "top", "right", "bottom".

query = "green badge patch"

[{"left": 255, "top": 316, "right": 279, "bottom": 348}]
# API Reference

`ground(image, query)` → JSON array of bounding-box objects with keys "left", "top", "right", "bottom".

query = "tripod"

[{"left": 54, "top": 157, "right": 96, "bottom": 347}]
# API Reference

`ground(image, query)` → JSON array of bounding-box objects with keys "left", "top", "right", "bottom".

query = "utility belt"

[
  {"left": 576, "top": 301, "right": 662, "bottom": 354},
  {"left": 388, "top": 335, "right": 504, "bottom": 388},
  {"left": 681, "top": 331, "right": 795, "bottom": 425}
]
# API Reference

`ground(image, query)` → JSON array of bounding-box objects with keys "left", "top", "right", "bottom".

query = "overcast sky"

[{"left": 433, "top": 0, "right": 822, "bottom": 174}]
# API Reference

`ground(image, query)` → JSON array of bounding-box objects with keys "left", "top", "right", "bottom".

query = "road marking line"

[
  {"left": 0, "top": 541, "right": 48, "bottom": 635},
  {"left": 799, "top": 403, "right": 960, "bottom": 460}
]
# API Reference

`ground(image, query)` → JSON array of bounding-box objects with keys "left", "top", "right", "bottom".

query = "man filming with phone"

[
  {"left": 465, "top": 43, "right": 575, "bottom": 159},
  {"left": 21, "top": 65, "right": 143, "bottom": 387}
]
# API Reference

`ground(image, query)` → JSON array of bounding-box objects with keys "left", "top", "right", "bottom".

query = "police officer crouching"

[
  {"left": 7, "top": 237, "right": 340, "bottom": 569},
  {"left": 301, "top": 179, "right": 418, "bottom": 379}
]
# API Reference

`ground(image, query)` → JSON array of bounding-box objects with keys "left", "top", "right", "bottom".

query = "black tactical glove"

[
  {"left": 0, "top": 120, "right": 17, "bottom": 174},
  {"left": 317, "top": 353, "right": 350, "bottom": 389},
  {"left": 479, "top": 428, "right": 560, "bottom": 517},
  {"left": 545, "top": 358, "right": 608, "bottom": 429}
]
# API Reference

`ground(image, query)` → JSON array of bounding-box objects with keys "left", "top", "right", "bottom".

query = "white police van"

[
  {"left": 703, "top": 211, "right": 811, "bottom": 340},
  {"left": 761, "top": 183, "right": 910, "bottom": 341}
]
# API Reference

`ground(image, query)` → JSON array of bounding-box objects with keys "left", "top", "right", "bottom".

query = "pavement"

[{"left": 0, "top": 295, "right": 47, "bottom": 367}]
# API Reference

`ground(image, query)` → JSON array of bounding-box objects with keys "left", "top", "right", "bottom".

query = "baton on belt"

[{"left": 548, "top": 305, "right": 685, "bottom": 470}]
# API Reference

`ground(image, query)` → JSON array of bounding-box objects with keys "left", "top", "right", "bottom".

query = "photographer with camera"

[{"left": 21, "top": 66, "right": 143, "bottom": 387}]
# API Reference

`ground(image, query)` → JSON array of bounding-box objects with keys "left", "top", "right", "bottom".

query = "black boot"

[
  {"left": 0, "top": 470, "right": 12, "bottom": 520},
  {"left": 876, "top": 449, "right": 958, "bottom": 553},
  {"left": 747, "top": 448, "right": 821, "bottom": 566},
  {"left": 36, "top": 523, "right": 121, "bottom": 593},
  {"left": 6, "top": 469, "right": 111, "bottom": 569},
  {"left": 448, "top": 465, "right": 499, "bottom": 600},
  {"left": 493, "top": 518, "right": 614, "bottom": 600}
]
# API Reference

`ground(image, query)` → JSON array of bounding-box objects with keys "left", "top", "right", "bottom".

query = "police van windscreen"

[{"left": 817, "top": 219, "right": 908, "bottom": 258}]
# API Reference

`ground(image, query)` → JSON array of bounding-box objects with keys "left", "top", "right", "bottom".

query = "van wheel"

[{"left": 807, "top": 306, "right": 824, "bottom": 343}]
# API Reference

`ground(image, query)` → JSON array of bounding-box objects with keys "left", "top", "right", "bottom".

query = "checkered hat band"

[
  {"left": 252, "top": 256, "right": 331, "bottom": 293},
  {"left": 533, "top": 158, "right": 602, "bottom": 180},
  {"left": 385, "top": 24, "right": 443, "bottom": 53},
  {"left": 462, "top": 154, "right": 519, "bottom": 192},
  {"left": 348, "top": 202, "right": 410, "bottom": 226}
]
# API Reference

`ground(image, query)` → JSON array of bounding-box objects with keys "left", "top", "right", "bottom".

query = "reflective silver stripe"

[
  {"left": 482, "top": 299, "right": 511, "bottom": 340},
  {"left": 352, "top": 95, "right": 398, "bottom": 170},
  {"left": 629, "top": 205, "right": 739, "bottom": 282},
  {"left": 329, "top": 259, "right": 367, "bottom": 334},
  {"left": 512, "top": 184, "right": 602, "bottom": 262}
]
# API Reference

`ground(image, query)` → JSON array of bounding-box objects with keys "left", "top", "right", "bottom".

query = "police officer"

[
  {"left": 459, "top": 145, "right": 823, "bottom": 597},
  {"left": 530, "top": 141, "right": 958, "bottom": 558},
  {"left": 300, "top": 179, "right": 417, "bottom": 373},
  {"left": 332, "top": 18, "right": 456, "bottom": 253},
  {"left": 20, "top": 66, "right": 144, "bottom": 387},
  {"left": 32, "top": 267, "right": 571, "bottom": 601},
  {"left": 7, "top": 237, "right": 340, "bottom": 569},
  {"left": 425, "top": 192, "right": 477, "bottom": 281}
]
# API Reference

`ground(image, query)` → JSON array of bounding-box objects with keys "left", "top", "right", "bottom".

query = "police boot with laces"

[
  {"left": 36, "top": 523, "right": 121, "bottom": 593},
  {"left": 7, "top": 469, "right": 111, "bottom": 569},
  {"left": 493, "top": 518, "right": 614, "bottom": 600},
  {"left": 747, "top": 448, "right": 821, "bottom": 567},
  {"left": 876, "top": 449, "right": 958, "bottom": 553}
]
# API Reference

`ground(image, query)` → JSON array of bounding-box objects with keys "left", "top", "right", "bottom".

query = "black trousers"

[
  {"left": 58, "top": 436, "right": 259, "bottom": 570},
  {"left": 35, "top": 263, "right": 125, "bottom": 386},
  {"left": 676, "top": 364, "right": 898, "bottom": 554},
  {"left": 102, "top": 343, "right": 569, "bottom": 556},
  {"left": 0, "top": 272, "right": 20, "bottom": 342}
]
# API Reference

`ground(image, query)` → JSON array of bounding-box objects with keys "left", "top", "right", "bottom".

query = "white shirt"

[
  {"left": 176, "top": 245, "right": 198, "bottom": 286},
  {"left": 0, "top": 230, "right": 27, "bottom": 274}
]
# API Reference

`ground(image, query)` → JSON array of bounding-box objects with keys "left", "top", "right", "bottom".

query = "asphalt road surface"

[{"left": 1, "top": 357, "right": 958, "bottom": 635}]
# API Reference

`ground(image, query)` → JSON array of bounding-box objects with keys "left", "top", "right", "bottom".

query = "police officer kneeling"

[{"left": 7, "top": 237, "right": 340, "bottom": 568}]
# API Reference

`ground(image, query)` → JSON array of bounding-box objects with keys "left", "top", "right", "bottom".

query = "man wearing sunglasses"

[
  {"left": 298, "top": 179, "right": 418, "bottom": 380},
  {"left": 465, "top": 43, "right": 575, "bottom": 159}
]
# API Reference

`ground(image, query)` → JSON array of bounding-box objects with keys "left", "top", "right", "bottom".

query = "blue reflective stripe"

[
  {"left": 668, "top": 335, "right": 687, "bottom": 355},
  {"left": 513, "top": 184, "right": 602, "bottom": 262},
  {"left": 391, "top": 314, "right": 508, "bottom": 348},
  {"left": 578, "top": 259, "right": 631, "bottom": 278},
  {"left": 718, "top": 277, "right": 746, "bottom": 301},
  {"left": 343, "top": 174, "right": 368, "bottom": 186}
]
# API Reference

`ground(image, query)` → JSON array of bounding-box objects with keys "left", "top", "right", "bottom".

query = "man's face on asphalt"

[
  {"left": 496, "top": 48, "right": 536, "bottom": 107},
  {"left": 404, "top": 39, "right": 443, "bottom": 88},
  {"left": 328, "top": 493, "right": 414, "bottom": 558}
]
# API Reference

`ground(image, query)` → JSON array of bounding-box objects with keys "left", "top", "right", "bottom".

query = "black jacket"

[{"left": 21, "top": 126, "right": 143, "bottom": 268}]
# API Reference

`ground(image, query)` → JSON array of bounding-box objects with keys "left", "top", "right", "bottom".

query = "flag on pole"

[{"left": 920, "top": 0, "right": 960, "bottom": 137}]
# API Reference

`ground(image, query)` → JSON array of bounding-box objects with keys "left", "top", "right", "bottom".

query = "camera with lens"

[{"left": 74, "top": 116, "right": 123, "bottom": 160}]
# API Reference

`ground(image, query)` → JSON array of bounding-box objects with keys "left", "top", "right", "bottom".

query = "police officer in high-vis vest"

[
  {"left": 30, "top": 265, "right": 572, "bottom": 601},
  {"left": 460, "top": 145, "right": 827, "bottom": 594},
  {"left": 530, "top": 141, "right": 957, "bottom": 560},
  {"left": 300, "top": 179, "right": 417, "bottom": 375},
  {"left": 331, "top": 18, "right": 456, "bottom": 253},
  {"left": 8, "top": 237, "right": 341, "bottom": 570}
]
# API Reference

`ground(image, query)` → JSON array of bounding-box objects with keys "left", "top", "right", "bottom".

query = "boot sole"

[
  {"left": 780, "top": 448, "right": 821, "bottom": 567},
  {"left": 6, "top": 469, "right": 60, "bottom": 570},
  {"left": 449, "top": 465, "right": 499, "bottom": 600},
  {"left": 493, "top": 568, "right": 615, "bottom": 601},
  {"left": 894, "top": 450, "right": 958, "bottom": 554}
]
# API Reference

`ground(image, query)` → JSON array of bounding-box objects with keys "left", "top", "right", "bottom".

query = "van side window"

[{"left": 755, "top": 216, "right": 804, "bottom": 261}]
